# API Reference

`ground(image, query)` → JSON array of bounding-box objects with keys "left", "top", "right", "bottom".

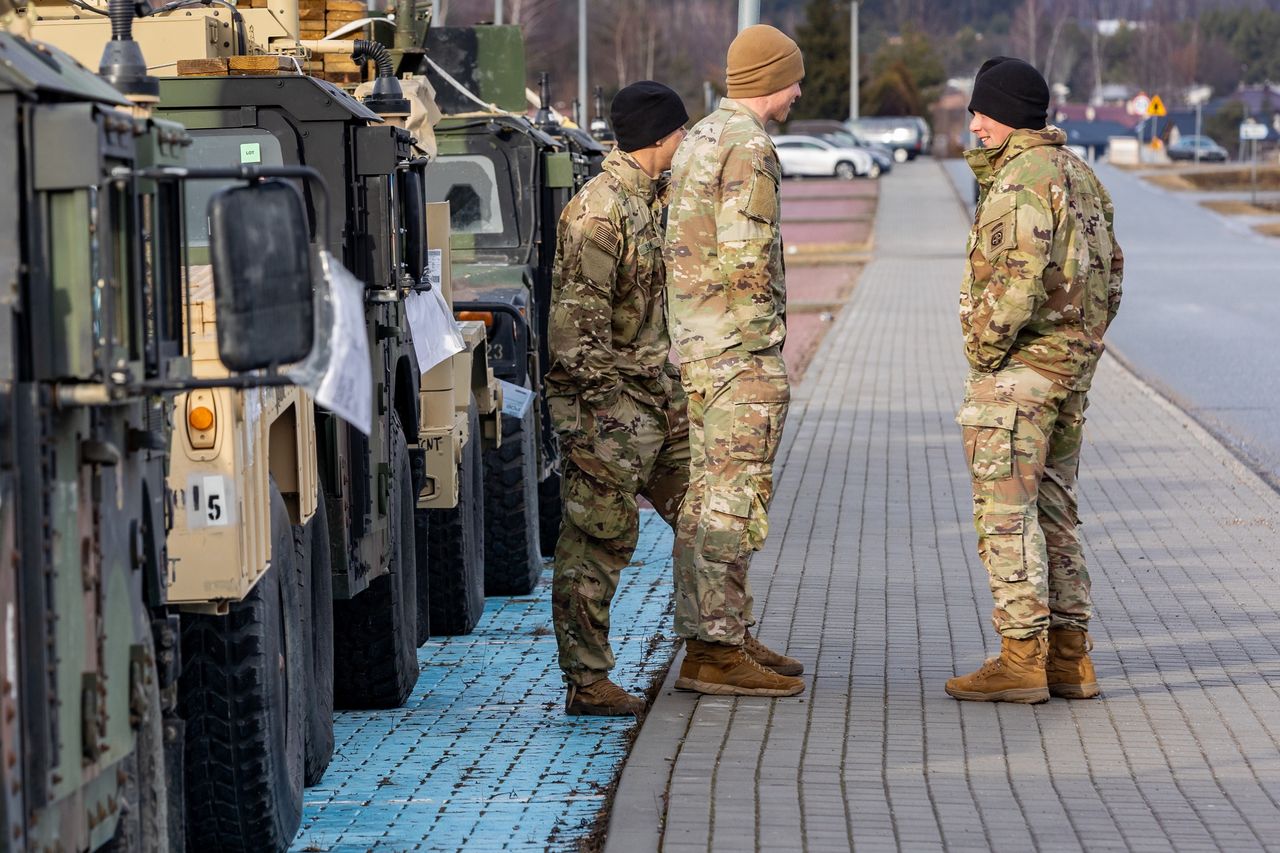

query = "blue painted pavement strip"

[{"left": 291, "top": 510, "right": 677, "bottom": 852}]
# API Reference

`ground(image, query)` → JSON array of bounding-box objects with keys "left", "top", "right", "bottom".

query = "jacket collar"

[
  {"left": 603, "top": 148, "right": 664, "bottom": 204},
  {"left": 719, "top": 97, "right": 767, "bottom": 131},
  {"left": 965, "top": 125, "right": 1067, "bottom": 188}
]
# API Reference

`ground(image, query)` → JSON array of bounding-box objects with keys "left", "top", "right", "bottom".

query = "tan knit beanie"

[{"left": 726, "top": 25, "right": 805, "bottom": 99}]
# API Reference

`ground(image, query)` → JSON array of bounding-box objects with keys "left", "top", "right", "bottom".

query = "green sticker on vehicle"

[{"left": 239, "top": 142, "right": 261, "bottom": 164}]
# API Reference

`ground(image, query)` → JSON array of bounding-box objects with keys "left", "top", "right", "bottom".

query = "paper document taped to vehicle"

[
  {"left": 406, "top": 284, "right": 465, "bottom": 376},
  {"left": 426, "top": 249, "right": 443, "bottom": 291},
  {"left": 499, "top": 380, "right": 533, "bottom": 419},
  {"left": 289, "top": 251, "right": 373, "bottom": 434}
]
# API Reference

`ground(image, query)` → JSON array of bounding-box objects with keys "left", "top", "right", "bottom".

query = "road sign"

[
  {"left": 1128, "top": 92, "right": 1150, "bottom": 116},
  {"left": 1146, "top": 95, "right": 1167, "bottom": 117},
  {"left": 1240, "top": 120, "right": 1268, "bottom": 141}
]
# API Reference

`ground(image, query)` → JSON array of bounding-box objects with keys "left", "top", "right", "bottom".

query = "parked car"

[
  {"left": 788, "top": 119, "right": 894, "bottom": 172},
  {"left": 818, "top": 129, "right": 895, "bottom": 174},
  {"left": 773, "top": 134, "right": 879, "bottom": 179},
  {"left": 1167, "top": 135, "right": 1229, "bottom": 162},
  {"left": 847, "top": 116, "right": 929, "bottom": 162}
]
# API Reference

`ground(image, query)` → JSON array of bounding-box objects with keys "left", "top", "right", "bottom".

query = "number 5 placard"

[{"left": 187, "top": 474, "right": 235, "bottom": 529}]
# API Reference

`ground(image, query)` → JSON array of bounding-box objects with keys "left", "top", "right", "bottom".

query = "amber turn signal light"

[
  {"left": 456, "top": 310, "right": 494, "bottom": 327},
  {"left": 188, "top": 406, "right": 215, "bottom": 432}
]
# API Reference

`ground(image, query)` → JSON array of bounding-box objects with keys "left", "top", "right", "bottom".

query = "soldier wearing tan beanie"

[
  {"left": 662, "top": 25, "right": 806, "bottom": 698},
  {"left": 726, "top": 24, "right": 806, "bottom": 100}
]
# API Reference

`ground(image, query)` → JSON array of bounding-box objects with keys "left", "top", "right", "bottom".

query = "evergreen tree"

[{"left": 792, "top": 0, "right": 853, "bottom": 120}]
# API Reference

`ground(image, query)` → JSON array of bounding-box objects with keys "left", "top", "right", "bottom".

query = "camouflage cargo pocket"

[
  {"left": 729, "top": 400, "right": 787, "bottom": 462},
  {"left": 980, "top": 511, "right": 1027, "bottom": 582},
  {"left": 958, "top": 401, "right": 1017, "bottom": 481},
  {"left": 700, "top": 487, "right": 751, "bottom": 563},
  {"left": 563, "top": 467, "right": 635, "bottom": 541}
]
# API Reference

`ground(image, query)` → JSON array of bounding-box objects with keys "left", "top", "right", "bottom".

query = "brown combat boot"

[
  {"left": 565, "top": 678, "right": 646, "bottom": 717},
  {"left": 945, "top": 635, "right": 1050, "bottom": 704},
  {"left": 676, "top": 640, "right": 805, "bottom": 697},
  {"left": 743, "top": 629, "right": 804, "bottom": 676},
  {"left": 1047, "top": 627, "right": 1100, "bottom": 699}
]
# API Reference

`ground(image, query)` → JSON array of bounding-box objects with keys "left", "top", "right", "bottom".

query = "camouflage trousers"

[
  {"left": 675, "top": 345, "right": 790, "bottom": 645},
  {"left": 958, "top": 362, "right": 1091, "bottom": 639},
  {"left": 551, "top": 389, "right": 692, "bottom": 687}
]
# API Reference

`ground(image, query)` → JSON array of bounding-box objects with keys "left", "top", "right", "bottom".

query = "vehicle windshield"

[
  {"left": 425, "top": 155, "right": 506, "bottom": 236},
  {"left": 183, "top": 130, "right": 286, "bottom": 249}
]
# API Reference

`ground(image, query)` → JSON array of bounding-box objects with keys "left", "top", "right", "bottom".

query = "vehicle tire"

[
  {"left": 296, "top": 495, "right": 334, "bottom": 786},
  {"left": 893, "top": 147, "right": 908, "bottom": 163},
  {"left": 179, "top": 481, "right": 304, "bottom": 853},
  {"left": 538, "top": 467, "right": 563, "bottom": 558},
  {"left": 482, "top": 400, "right": 542, "bottom": 595},
  {"left": 867, "top": 161, "right": 882, "bottom": 179},
  {"left": 103, "top": 639, "right": 170, "bottom": 853},
  {"left": 332, "top": 411, "right": 420, "bottom": 708},
  {"left": 412, "top": 504, "right": 431, "bottom": 647},
  {"left": 834, "top": 160, "right": 857, "bottom": 180},
  {"left": 426, "top": 396, "right": 485, "bottom": 635}
]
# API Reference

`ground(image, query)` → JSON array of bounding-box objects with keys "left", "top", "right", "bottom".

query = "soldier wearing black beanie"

[
  {"left": 967, "top": 56, "right": 1049, "bottom": 130},
  {"left": 611, "top": 81, "right": 689, "bottom": 153}
]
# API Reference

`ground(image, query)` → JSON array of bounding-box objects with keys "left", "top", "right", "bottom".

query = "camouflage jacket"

[
  {"left": 547, "top": 148, "right": 678, "bottom": 409},
  {"left": 963, "top": 126, "right": 1124, "bottom": 391},
  {"left": 665, "top": 98, "right": 785, "bottom": 361}
]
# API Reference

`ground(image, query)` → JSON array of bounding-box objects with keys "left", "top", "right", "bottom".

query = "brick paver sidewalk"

[{"left": 607, "top": 161, "right": 1280, "bottom": 852}]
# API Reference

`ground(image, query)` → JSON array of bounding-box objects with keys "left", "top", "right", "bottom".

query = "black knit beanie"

[
  {"left": 611, "top": 81, "right": 690, "bottom": 152},
  {"left": 967, "top": 56, "right": 1049, "bottom": 130}
]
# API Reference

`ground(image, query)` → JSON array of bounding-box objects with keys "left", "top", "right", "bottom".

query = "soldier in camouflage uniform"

[
  {"left": 665, "top": 25, "right": 806, "bottom": 697},
  {"left": 945, "top": 57, "right": 1123, "bottom": 704},
  {"left": 549, "top": 82, "right": 692, "bottom": 716}
]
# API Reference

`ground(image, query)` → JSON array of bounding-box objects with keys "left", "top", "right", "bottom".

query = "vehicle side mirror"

[{"left": 208, "top": 180, "right": 315, "bottom": 371}]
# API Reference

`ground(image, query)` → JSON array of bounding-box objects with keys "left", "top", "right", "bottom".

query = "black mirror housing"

[{"left": 209, "top": 180, "right": 315, "bottom": 371}]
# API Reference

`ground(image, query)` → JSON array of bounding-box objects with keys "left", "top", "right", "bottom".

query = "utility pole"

[
  {"left": 578, "top": 0, "right": 587, "bottom": 122},
  {"left": 849, "top": 1, "right": 859, "bottom": 121},
  {"left": 493, "top": 0, "right": 502, "bottom": 25},
  {"left": 738, "top": 0, "right": 759, "bottom": 31}
]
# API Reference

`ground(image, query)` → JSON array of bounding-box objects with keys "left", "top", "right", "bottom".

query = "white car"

[{"left": 773, "top": 134, "right": 880, "bottom": 179}]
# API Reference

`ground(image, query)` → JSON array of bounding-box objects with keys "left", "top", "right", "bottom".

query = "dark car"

[
  {"left": 1167, "top": 135, "right": 1229, "bottom": 162},
  {"left": 847, "top": 116, "right": 929, "bottom": 162}
]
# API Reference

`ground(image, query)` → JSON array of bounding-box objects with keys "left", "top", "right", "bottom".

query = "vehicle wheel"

[
  {"left": 834, "top": 160, "right": 857, "bottom": 180},
  {"left": 427, "top": 396, "right": 485, "bottom": 635},
  {"left": 103, "top": 640, "right": 170, "bottom": 853},
  {"left": 483, "top": 399, "right": 543, "bottom": 595},
  {"left": 332, "top": 410, "right": 420, "bottom": 708},
  {"left": 867, "top": 162, "right": 882, "bottom": 179},
  {"left": 412, "top": 504, "right": 431, "bottom": 646},
  {"left": 893, "top": 147, "right": 908, "bottom": 163},
  {"left": 296, "top": 495, "right": 334, "bottom": 786},
  {"left": 179, "top": 481, "right": 304, "bottom": 852},
  {"left": 538, "top": 467, "right": 563, "bottom": 558}
]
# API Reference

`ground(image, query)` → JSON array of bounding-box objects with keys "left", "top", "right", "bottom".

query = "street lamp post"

[
  {"left": 578, "top": 0, "right": 587, "bottom": 121},
  {"left": 850, "top": 1, "right": 859, "bottom": 121},
  {"left": 494, "top": 0, "right": 502, "bottom": 25},
  {"left": 738, "top": 0, "right": 759, "bottom": 31}
]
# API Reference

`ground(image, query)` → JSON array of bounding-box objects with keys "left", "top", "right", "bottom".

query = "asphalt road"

[{"left": 943, "top": 157, "right": 1280, "bottom": 487}]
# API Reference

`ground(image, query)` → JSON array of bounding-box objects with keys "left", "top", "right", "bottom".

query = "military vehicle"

[
  {"left": 0, "top": 3, "right": 321, "bottom": 848},
  {"left": 422, "top": 24, "right": 604, "bottom": 589},
  {"left": 25, "top": 1, "right": 498, "bottom": 847}
]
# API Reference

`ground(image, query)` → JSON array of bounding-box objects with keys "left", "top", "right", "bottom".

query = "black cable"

[
  {"left": 148, "top": 0, "right": 245, "bottom": 55},
  {"left": 65, "top": 0, "right": 109, "bottom": 17}
]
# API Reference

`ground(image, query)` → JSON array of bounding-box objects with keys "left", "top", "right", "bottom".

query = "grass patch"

[
  {"left": 1148, "top": 165, "right": 1280, "bottom": 192},
  {"left": 1201, "top": 199, "right": 1280, "bottom": 216},
  {"left": 1253, "top": 222, "right": 1280, "bottom": 238}
]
